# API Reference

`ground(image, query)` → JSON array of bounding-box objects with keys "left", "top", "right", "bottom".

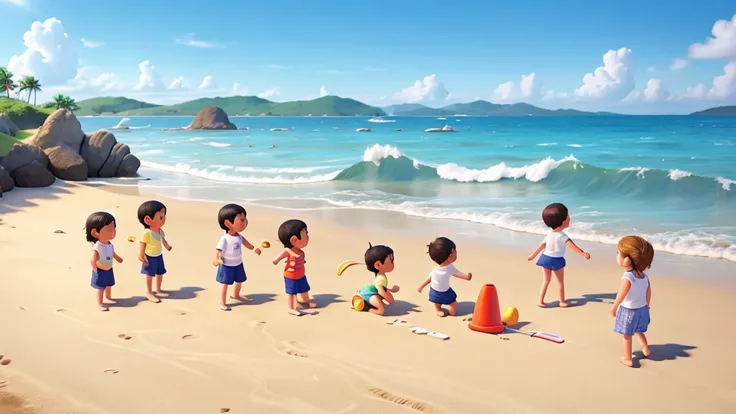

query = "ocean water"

[{"left": 79, "top": 115, "right": 736, "bottom": 262}]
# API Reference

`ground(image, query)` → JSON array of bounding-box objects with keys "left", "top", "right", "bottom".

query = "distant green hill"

[
  {"left": 124, "top": 95, "right": 385, "bottom": 117},
  {"left": 0, "top": 98, "right": 53, "bottom": 129},
  {"left": 691, "top": 106, "right": 736, "bottom": 116},
  {"left": 75, "top": 97, "right": 160, "bottom": 116},
  {"left": 382, "top": 103, "right": 430, "bottom": 115},
  {"left": 386, "top": 100, "right": 619, "bottom": 116}
]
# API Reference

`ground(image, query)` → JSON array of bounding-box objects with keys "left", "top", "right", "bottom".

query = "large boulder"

[
  {"left": 44, "top": 146, "right": 88, "bottom": 181},
  {"left": 0, "top": 114, "right": 19, "bottom": 136},
  {"left": 117, "top": 154, "right": 140, "bottom": 177},
  {"left": 0, "top": 164, "right": 14, "bottom": 193},
  {"left": 190, "top": 106, "right": 236, "bottom": 130},
  {"left": 11, "top": 160, "right": 55, "bottom": 187},
  {"left": 0, "top": 142, "right": 49, "bottom": 174},
  {"left": 98, "top": 143, "right": 130, "bottom": 178},
  {"left": 31, "top": 109, "right": 85, "bottom": 151},
  {"left": 80, "top": 130, "right": 117, "bottom": 176}
]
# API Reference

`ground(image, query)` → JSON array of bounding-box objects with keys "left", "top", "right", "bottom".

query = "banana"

[{"left": 336, "top": 260, "right": 363, "bottom": 276}]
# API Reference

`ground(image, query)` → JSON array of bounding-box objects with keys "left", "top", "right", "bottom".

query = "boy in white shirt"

[
  {"left": 213, "top": 204, "right": 262, "bottom": 311},
  {"left": 418, "top": 237, "right": 472, "bottom": 317},
  {"left": 527, "top": 203, "right": 590, "bottom": 308}
]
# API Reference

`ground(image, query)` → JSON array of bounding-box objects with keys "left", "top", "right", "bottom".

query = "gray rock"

[
  {"left": 11, "top": 160, "right": 55, "bottom": 187},
  {"left": 80, "top": 130, "right": 117, "bottom": 176},
  {"left": 31, "top": 109, "right": 85, "bottom": 151},
  {"left": 44, "top": 146, "right": 88, "bottom": 181},
  {"left": 0, "top": 143, "right": 49, "bottom": 174},
  {"left": 190, "top": 106, "right": 237, "bottom": 130},
  {"left": 98, "top": 143, "right": 130, "bottom": 178},
  {"left": 0, "top": 164, "right": 14, "bottom": 193},
  {"left": 0, "top": 114, "right": 19, "bottom": 136},
  {"left": 117, "top": 154, "right": 141, "bottom": 177}
]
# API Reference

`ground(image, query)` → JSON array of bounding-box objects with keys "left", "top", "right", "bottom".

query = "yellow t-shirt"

[
  {"left": 374, "top": 274, "right": 388, "bottom": 289},
  {"left": 142, "top": 229, "right": 165, "bottom": 257}
]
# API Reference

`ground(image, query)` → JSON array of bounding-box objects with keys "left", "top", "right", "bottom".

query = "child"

[
  {"left": 527, "top": 202, "right": 590, "bottom": 308},
  {"left": 85, "top": 212, "right": 123, "bottom": 312},
  {"left": 611, "top": 235, "right": 654, "bottom": 367},
  {"left": 354, "top": 243, "right": 399, "bottom": 315},
  {"left": 417, "top": 237, "right": 472, "bottom": 317},
  {"left": 213, "top": 204, "right": 262, "bottom": 311},
  {"left": 273, "top": 219, "right": 314, "bottom": 315},
  {"left": 137, "top": 200, "right": 172, "bottom": 303}
]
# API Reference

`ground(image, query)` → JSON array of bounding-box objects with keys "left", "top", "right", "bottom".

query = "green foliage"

[
  {"left": 74, "top": 96, "right": 161, "bottom": 116},
  {"left": 0, "top": 131, "right": 21, "bottom": 156},
  {"left": 0, "top": 98, "right": 53, "bottom": 129},
  {"left": 0, "top": 68, "right": 17, "bottom": 99}
]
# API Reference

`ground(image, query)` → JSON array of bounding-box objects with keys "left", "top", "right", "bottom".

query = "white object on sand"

[
  {"left": 411, "top": 327, "right": 429, "bottom": 335},
  {"left": 428, "top": 331, "right": 450, "bottom": 340},
  {"left": 386, "top": 319, "right": 412, "bottom": 327}
]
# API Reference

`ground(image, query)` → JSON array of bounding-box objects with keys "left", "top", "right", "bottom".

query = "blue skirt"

[
  {"left": 284, "top": 276, "right": 310, "bottom": 295},
  {"left": 216, "top": 263, "right": 247, "bottom": 285},
  {"left": 141, "top": 254, "right": 167, "bottom": 276},
  {"left": 429, "top": 287, "right": 457, "bottom": 305},
  {"left": 613, "top": 305, "right": 650, "bottom": 336},
  {"left": 91, "top": 268, "right": 115, "bottom": 289},
  {"left": 536, "top": 254, "right": 566, "bottom": 271}
]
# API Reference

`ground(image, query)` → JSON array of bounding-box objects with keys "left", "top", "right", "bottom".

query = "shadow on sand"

[
  {"left": 108, "top": 296, "right": 149, "bottom": 308},
  {"left": 232, "top": 293, "right": 278, "bottom": 307},
  {"left": 455, "top": 301, "right": 476, "bottom": 317},
  {"left": 384, "top": 300, "right": 422, "bottom": 317},
  {"left": 564, "top": 292, "right": 618, "bottom": 308},
  {"left": 634, "top": 343, "right": 697, "bottom": 362},
  {"left": 310, "top": 293, "right": 347, "bottom": 309},
  {"left": 163, "top": 286, "right": 206, "bottom": 300}
]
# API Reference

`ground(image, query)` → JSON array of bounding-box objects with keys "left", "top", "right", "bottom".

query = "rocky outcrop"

[
  {"left": 0, "top": 165, "right": 14, "bottom": 193},
  {"left": 31, "top": 109, "right": 85, "bottom": 151},
  {"left": 0, "top": 114, "right": 19, "bottom": 136},
  {"left": 117, "top": 154, "right": 141, "bottom": 177},
  {"left": 190, "top": 106, "right": 237, "bottom": 130},
  {"left": 44, "top": 146, "right": 88, "bottom": 181},
  {"left": 0, "top": 142, "right": 48, "bottom": 174},
  {"left": 11, "top": 160, "right": 55, "bottom": 187},
  {"left": 80, "top": 130, "right": 117, "bottom": 176},
  {"left": 98, "top": 143, "right": 130, "bottom": 178}
]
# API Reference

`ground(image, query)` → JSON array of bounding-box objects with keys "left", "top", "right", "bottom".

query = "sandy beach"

[{"left": 1, "top": 182, "right": 735, "bottom": 414}]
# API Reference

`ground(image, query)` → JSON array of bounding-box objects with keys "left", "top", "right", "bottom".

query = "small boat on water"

[
  {"left": 425, "top": 125, "right": 456, "bottom": 133},
  {"left": 270, "top": 128, "right": 289, "bottom": 132},
  {"left": 356, "top": 128, "right": 372, "bottom": 132},
  {"left": 368, "top": 117, "right": 396, "bottom": 123},
  {"left": 113, "top": 116, "right": 151, "bottom": 130}
]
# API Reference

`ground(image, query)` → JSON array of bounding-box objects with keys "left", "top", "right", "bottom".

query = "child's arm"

[
  {"left": 285, "top": 248, "right": 300, "bottom": 258},
  {"left": 113, "top": 252, "right": 123, "bottom": 263},
  {"left": 565, "top": 239, "right": 590, "bottom": 259},
  {"left": 417, "top": 275, "right": 431, "bottom": 293},
  {"left": 452, "top": 270, "right": 472, "bottom": 281},
  {"left": 90, "top": 250, "right": 100, "bottom": 272},
  {"left": 162, "top": 235, "right": 172, "bottom": 251},
  {"left": 138, "top": 241, "right": 148, "bottom": 264},
  {"left": 646, "top": 282, "right": 652, "bottom": 307},
  {"left": 213, "top": 249, "right": 223, "bottom": 266},
  {"left": 241, "top": 237, "right": 262, "bottom": 256},
  {"left": 610, "top": 278, "right": 632, "bottom": 317},
  {"left": 377, "top": 285, "right": 395, "bottom": 304},
  {"left": 272, "top": 250, "right": 288, "bottom": 266},
  {"left": 528, "top": 242, "right": 546, "bottom": 261}
]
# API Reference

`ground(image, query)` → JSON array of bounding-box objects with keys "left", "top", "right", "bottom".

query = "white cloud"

[
  {"left": 1, "top": 0, "right": 28, "bottom": 7},
  {"left": 492, "top": 73, "right": 540, "bottom": 102},
  {"left": 681, "top": 83, "right": 708, "bottom": 100},
  {"left": 133, "top": 60, "right": 162, "bottom": 91},
  {"left": 492, "top": 81, "right": 515, "bottom": 101},
  {"left": 519, "top": 73, "right": 539, "bottom": 97},
  {"left": 80, "top": 38, "right": 104, "bottom": 48},
  {"left": 708, "top": 61, "right": 736, "bottom": 99},
  {"left": 7, "top": 18, "right": 79, "bottom": 85},
  {"left": 392, "top": 74, "right": 449, "bottom": 103},
  {"left": 573, "top": 48, "right": 635, "bottom": 101},
  {"left": 319, "top": 86, "right": 328, "bottom": 97},
  {"left": 175, "top": 33, "right": 220, "bottom": 49},
  {"left": 541, "top": 90, "right": 556, "bottom": 101},
  {"left": 688, "top": 14, "right": 736, "bottom": 60},
  {"left": 198, "top": 75, "right": 215, "bottom": 89},
  {"left": 257, "top": 87, "right": 280, "bottom": 99},
  {"left": 643, "top": 79, "right": 670, "bottom": 102},
  {"left": 168, "top": 76, "right": 186, "bottom": 90},
  {"left": 670, "top": 58, "right": 689, "bottom": 70},
  {"left": 647, "top": 66, "right": 656, "bottom": 73}
]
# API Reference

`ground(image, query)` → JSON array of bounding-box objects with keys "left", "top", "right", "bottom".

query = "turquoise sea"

[{"left": 79, "top": 115, "right": 736, "bottom": 263}]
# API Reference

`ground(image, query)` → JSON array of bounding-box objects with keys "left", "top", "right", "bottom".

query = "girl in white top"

[
  {"left": 611, "top": 235, "right": 654, "bottom": 368},
  {"left": 527, "top": 203, "right": 590, "bottom": 308},
  {"left": 85, "top": 212, "right": 123, "bottom": 312},
  {"left": 213, "top": 204, "right": 262, "bottom": 311},
  {"left": 418, "top": 237, "right": 472, "bottom": 317}
]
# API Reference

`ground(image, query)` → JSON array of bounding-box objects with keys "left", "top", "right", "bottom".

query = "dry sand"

[{"left": 1, "top": 182, "right": 735, "bottom": 414}]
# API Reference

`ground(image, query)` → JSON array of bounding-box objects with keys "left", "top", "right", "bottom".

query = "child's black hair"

[
  {"left": 542, "top": 203, "right": 569, "bottom": 229},
  {"left": 218, "top": 203, "right": 246, "bottom": 231},
  {"left": 85, "top": 211, "right": 116, "bottom": 243},
  {"left": 278, "top": 219, "right": 307, "bottom": 248},
  {"left": 428, "top": 237, "right": 456, "bottom": 265},
  {"left": 137, "top": 200, "right": 167, "bottom": 229},
  {"left": 364, "top": 243, "right": 394, "bottom": 275}
]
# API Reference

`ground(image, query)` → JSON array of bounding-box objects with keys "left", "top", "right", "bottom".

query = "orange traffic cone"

[{"left": 468, "top": 284, "right": 505, "bottom": 334}]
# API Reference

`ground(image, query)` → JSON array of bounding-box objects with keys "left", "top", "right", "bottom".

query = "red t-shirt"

[{"left": 284, "top": 248, "right": 305, "bottom": 279}]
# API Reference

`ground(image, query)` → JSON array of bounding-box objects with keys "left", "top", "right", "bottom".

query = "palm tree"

[
  {"left": 19, "top": 75, "right": 42, "bottom": 105},
  {"left": 52, "top": 94, "right": 80, "bottom": 112},
  {"left": 0, "top": 67, "right": 17, "bottom": 98}
]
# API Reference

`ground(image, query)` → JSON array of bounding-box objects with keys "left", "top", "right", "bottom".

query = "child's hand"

[
  {"left": 527, "top": 254, "right": 535, "bottom": 261},
  {"left": 213, "top": 258, "right": 223, "bottom": 266},
  {"left": 583, "top": 252, "right": 591, "bottom": 259},
  {"left": 254, "top": 248, "right": 262, "bottom": 256},
  {"left": 165, "top": 244, "right": 172, "bottom": 251},
  {"left": 139, "top": 255, "right": 148, "bottom": 264},
  {"left": 610, "top": 306, "right": 617, "bottom": 317},
  {"left": 272, "top": 260, "right": 279, "bottom": 265},
  {"left": 417, "top": 286, "right": 423, "bottom": 293},
  {"left": 466, "top": 272, "right": 473, "bottom": 280},
  {"left": 116, "top": 257, "right": 124, "bottom": 264}
]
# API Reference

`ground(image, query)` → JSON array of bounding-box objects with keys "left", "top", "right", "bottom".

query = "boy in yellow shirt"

[
  {"left": 137, "top": 200, "right": 172, "bottom": 303},
  {"left": 353, "top": 243, "right": 400, "bottom": 315}
]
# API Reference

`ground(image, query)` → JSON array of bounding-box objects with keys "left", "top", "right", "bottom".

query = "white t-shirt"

[
  {"left": 430, "top": 264, "right": 459, "bottom": 292},
  {"left": 93, "top": 241, "right": 115, "bottom": 268},
  {"left": 542, "top": 231, "right": 569, "bottom": 258},
  {"left": 216, "top": 234, "right": 244, "bottom": 266},
  {"left": 621, "top": 271, "right": 649, "bottom": 309}
]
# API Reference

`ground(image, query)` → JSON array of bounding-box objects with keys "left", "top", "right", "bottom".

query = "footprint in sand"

[
  {"left": 181, "top": 334, "right": 194, "bottom": 340},
  {"left": 0, "top": 380, "right": 7, "bottom": 389},
  {"left": 368, "top": 388, "right": 430, "bottom": 412},
  {"left": 117, "top": 334, "right": 132, "bottom": 340},
  {"left": 1, "top": 359, "right": 12, "bottom": 366},
  {"left": 16, "top": 306, "right": 25, "bottom": 311},
  {"left": 220, "top": 409, "right": 230, "bottom": 413},
  {"left": 56, "top": 308, "right": 66, "bottom": 312},
  {"left": 103, "top": 369, "right": 119, "bottom": 374},
  {"left": 176, "top": 310, "right": 187, "bottom": 316},
  {"left": 285, "top": 350, "right": 308, "bottom": 358}
]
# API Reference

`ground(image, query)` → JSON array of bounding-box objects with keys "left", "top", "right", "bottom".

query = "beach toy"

[
  {"left": 468, "top": 284, "right": 505, "bottom": 334},
  {"left": 127, "top": 236, "right": 136, "bottom": 242},
  {"left": 261, "top": 240, "right": 271, "bottom": 249},
  {"left": 505, "top": 327, "right": 565, "bottom": 344},
  {"left": 351, "top": 294, "right": 366, "bottom": 311},
  {"left": 502, "top": 306, "right": 519, "bottom": 326},
  {"left": 337, "top": 260, "right": 363, "bottom": 276}
]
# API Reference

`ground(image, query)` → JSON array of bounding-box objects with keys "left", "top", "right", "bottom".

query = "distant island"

[
  {"left": 690, "top": 106, "right": 736, "bottom": 116},
  {"left": 383, "top": 101, "right": 620, "bottom": 117}
]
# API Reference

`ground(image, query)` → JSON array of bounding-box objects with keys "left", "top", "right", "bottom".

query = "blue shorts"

[
  {"left": 536, "top": 254, "right": 566, "bottom": 271},
  {"left": 429, "top": 287, "right": 457, "bottom": 305},
  {"left": 91, "top": 268, "right": 115, "bottom": 289},
  {"left": 613, "top": 305, "right": 651, "bottom": 336},
  {"left": 216, "top": 263, "right": 247, "bottom": 285},
  {"left": 141, "top": 254, "right": 167, "bottom": 276},
  {"left": 358, "top": 284, "right": 380, "bottom": 302},
  {"left": 284, "top": 276, "right": 310, "bottom": 295}
]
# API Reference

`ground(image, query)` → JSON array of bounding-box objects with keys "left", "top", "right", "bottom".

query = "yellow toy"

[
  {"left": 351, "top": 294, "right": 366, "bottom": 311},
  {"left": 502, "top": 306, "right": 519, "bottom": 326},
  {"left": 127, "top": 236, "right": 136, "bottom": 242}
]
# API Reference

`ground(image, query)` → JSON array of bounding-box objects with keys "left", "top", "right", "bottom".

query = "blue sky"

[{"left": 1, "top": 0, "right": 735, "bottom": 114}]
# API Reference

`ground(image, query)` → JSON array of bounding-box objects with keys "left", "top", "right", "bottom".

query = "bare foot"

[
  {"left": 559, "top": 301, "right": 569, "bottom": 308},
  {"left": 642, "top": 346, "right": 651, "bottom": 358},
  {"left": 436, "top": 310, "right": 446, "bottom": 317},
  {"left": 306, "top": 301, "right": 317, "bottom": 308},
  {"left": 147, "top": 293, "right": 161, "bottom": 303},
  {"left": 105, "top": 295, "right": 113, "bottom": 301},
  {"left": 99, "top": 306, "right": 109, "bottom": 312},
  {"left": 619, "top": 357, "right": 634, "bottom": 367},
  {"left": 155, "top": 290, "right": 169, "bottom": 297},
  {"left": 537, "top": 302, "right": 547, "bottom": 308},
  {"left": 288, "top": 308, "right": 304, "bottom": 316},
  {"left": 231, "top": 295, "right": 252, "bottom": 302},
  {"left": 219, "top": 304, "right": 230, "bottom": 311}
]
